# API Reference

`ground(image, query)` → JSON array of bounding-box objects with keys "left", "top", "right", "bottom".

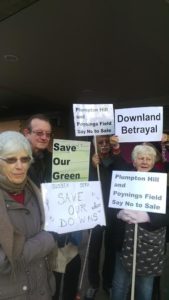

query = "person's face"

[
  {"left": 24, "top": 119, "right": 52, "bottom": 152},
  {"left": 96, "top": 136, "right": 111, "bottom": 155},
  {"left": 133, "top": 153, "right": 155, "bottom": 172},
  {"left": 0, "top": 150, "right": 31, "bottom": 184}
]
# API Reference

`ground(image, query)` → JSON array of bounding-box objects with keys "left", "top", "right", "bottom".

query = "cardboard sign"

[
  {"left": 115, "top": 106, "right": 163, "bottom": 142},
  {"left": 41, "top": 181, "right": 106, "bottom": 234},
  {"left": 73, "top": 103, "right": 114, "bottom": 136},
  {"left": 52, "top": 139, "right": 90, "bottom": 182},
  {"left": 109, "top": 170, "right": 167, "bottom": 214}
]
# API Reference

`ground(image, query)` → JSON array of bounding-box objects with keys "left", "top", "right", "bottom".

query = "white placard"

[
  {"left": 73, "top": 103, "right": 114, "bottom": 136},
  {"left": 115, "top": 106, "right": 163, "bottom": 142},
  {"left": 41, "top": 181, "right": 106, "bottom": 233},
  {"left": 109, "top": 171, "right": 167, "bottom": 214}
]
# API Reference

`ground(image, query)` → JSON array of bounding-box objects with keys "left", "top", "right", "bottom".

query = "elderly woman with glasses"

[
  {"left": 106, "top": 143, "right": 169, "bottom": 300},
  {"left": 0, "top": 131, "right": 57, "bottom": 300}
]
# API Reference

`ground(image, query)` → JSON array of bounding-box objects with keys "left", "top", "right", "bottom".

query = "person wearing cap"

[{"left": 84, "top": 135, "right": 123, "bottom": 300}]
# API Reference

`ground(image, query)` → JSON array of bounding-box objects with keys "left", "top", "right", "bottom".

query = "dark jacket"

[
  {"left": 28, "top": 149, "right": 52, "bottom": 188},
  {"left": 89, "top": 152, "right": 126, "bottom": 250}
]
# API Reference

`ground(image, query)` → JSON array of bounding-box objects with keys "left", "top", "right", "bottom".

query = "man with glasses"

[
  {"left": 23, "top": 113, "right": 53, "bottom": 186},
  {"left": 23, "top": 114, "right": 81, "bottom": 300}
]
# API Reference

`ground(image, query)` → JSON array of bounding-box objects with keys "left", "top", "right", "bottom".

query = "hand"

[
  {"left": 109, "top": 135, "right": 120, "bottom": 150},
  {"left": 161, "top": 133, "right": 169, "bottom": 143},
  {"left": 117, "top": 210, "right": 150, "bottom": 224},
  {"left": 117, "top": 209, "right": 133, "bottom": 223},
  {"left": 128, "top": 211, "right": 150, "bottom": 224},
  {"left": 92, "top": 153, "right": 100, "bottom": 167}
]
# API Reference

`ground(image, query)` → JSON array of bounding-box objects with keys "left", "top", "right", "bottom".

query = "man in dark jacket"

[
  {"left": 23, "top": 114, "right": 52, "bottom": 186},
  {"left": 23, "top": 113, "right": 81, "bottom": 300},
  {"left": 84, "top": 135, "right": 123, "bottom": 300}
]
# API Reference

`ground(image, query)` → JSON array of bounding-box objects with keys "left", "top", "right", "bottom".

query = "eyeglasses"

[
  {"left": 97, "top": 140, "right": 110, "bottom": 145},
  {"left": 31, "top": 130, "right": 52, "bottom": 139},
  {"left": 0, "top": 156, "right": 31, "bottom": 164}
]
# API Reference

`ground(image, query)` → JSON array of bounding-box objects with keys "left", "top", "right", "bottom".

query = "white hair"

[
  {"left": 0, "top": 131, "right": 33, "bottom": 160},
  {"left": 131, "top": 144, "right": 157, "bottom": 163}
]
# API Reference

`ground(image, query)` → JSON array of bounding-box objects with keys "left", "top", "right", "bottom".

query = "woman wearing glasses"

[{"left": 0, "top": 131, "right": 57, "bottom": 299}]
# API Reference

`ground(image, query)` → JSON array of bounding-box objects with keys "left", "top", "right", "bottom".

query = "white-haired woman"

[
  {"left": 0, "top": 131, "right": 57, "bottom": 299},
  {"left": 108, "top": 143, "right": 169, "bottom": 300}
]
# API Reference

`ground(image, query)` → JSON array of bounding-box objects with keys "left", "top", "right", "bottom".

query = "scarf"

[
  {"left": 0, "top": 174, "right": 27, "bottom": 194},
  {"left": 0, "top": 176, "right": 45, "bottom": 265}
]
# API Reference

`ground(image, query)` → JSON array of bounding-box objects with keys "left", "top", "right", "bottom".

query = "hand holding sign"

[
  {"left": 161, "top": 133, "right": 169, "bottom": 143},
  {"left": 92, "top": 153, "right": 100, "bottom": 167},
  {"left": 117, "top": 209, "right": 150, "bottom": 224},
  {"left": 117, "top": 209, "right": 133, "bottom": 223},
  {"left": 109, "top": 135, "right": 120, "bottom": 149}
]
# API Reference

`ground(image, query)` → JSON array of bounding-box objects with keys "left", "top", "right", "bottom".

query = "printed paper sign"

[
  {"left": 73, "top": 103, "right": 114, "bottom": 136},
  {"left": 115, "top": 106, "right": 163, "bottom": 142},
  {"left": 41, "top": 181, "right": 106, "bottom": 233},
  {"left": 52, "top": 139, "right": 90, "bottom": 182},
  {"left": 109, "top": 171, "right": 167, "bottom": 214}
]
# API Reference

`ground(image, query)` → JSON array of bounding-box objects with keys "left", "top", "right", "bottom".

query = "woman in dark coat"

[{"left": 108, "top": 143, "right": 169, "bottom": 300}]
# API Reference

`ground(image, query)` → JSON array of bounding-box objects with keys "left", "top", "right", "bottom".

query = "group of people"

[{"left": 0, "top": 112, "right": 169, "bottom": 300}]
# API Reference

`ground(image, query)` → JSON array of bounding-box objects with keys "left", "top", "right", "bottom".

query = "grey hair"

[
  {"left": 0, "top": 131, "right": 33, "bottom": 160},
  {"left": 131, "top": 144, "right": 157, "bottom": 163}
]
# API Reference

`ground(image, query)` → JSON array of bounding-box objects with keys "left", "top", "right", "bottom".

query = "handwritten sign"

[
  {"left": 41, "top": 181, "right": 106, "bottom": 233},
  {"left": 108, "top": 171, "right": 167, "bottom": 214},
  {"left": 52, "top": 139, "right": 90, "bottom": 182},
  {"left": 73, "top": 103, "right": 114, "bottom": 136},
  {"left": 115, "top": 106, "right": 163, "bottom": 142}
]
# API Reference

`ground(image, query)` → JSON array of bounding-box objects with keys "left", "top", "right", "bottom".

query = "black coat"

[{"left": 28, "top": 149, "right": 52, "bottom": 188}]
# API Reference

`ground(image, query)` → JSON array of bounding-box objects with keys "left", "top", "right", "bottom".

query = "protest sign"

[
  {"left": 52, "top": 139, "right": 90, "bottom": 182},
  {"left": 115, "top": 106, "right": 163, "bottom": 142},
  {"left": 41, "top": 181, "right": 106, "bottom": 234},
  {"left": 73, "top": 103, "right": 114, "bottom": 136},
  {"left": 109, "top": 170, "right": 167, "bottom": 214}
]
